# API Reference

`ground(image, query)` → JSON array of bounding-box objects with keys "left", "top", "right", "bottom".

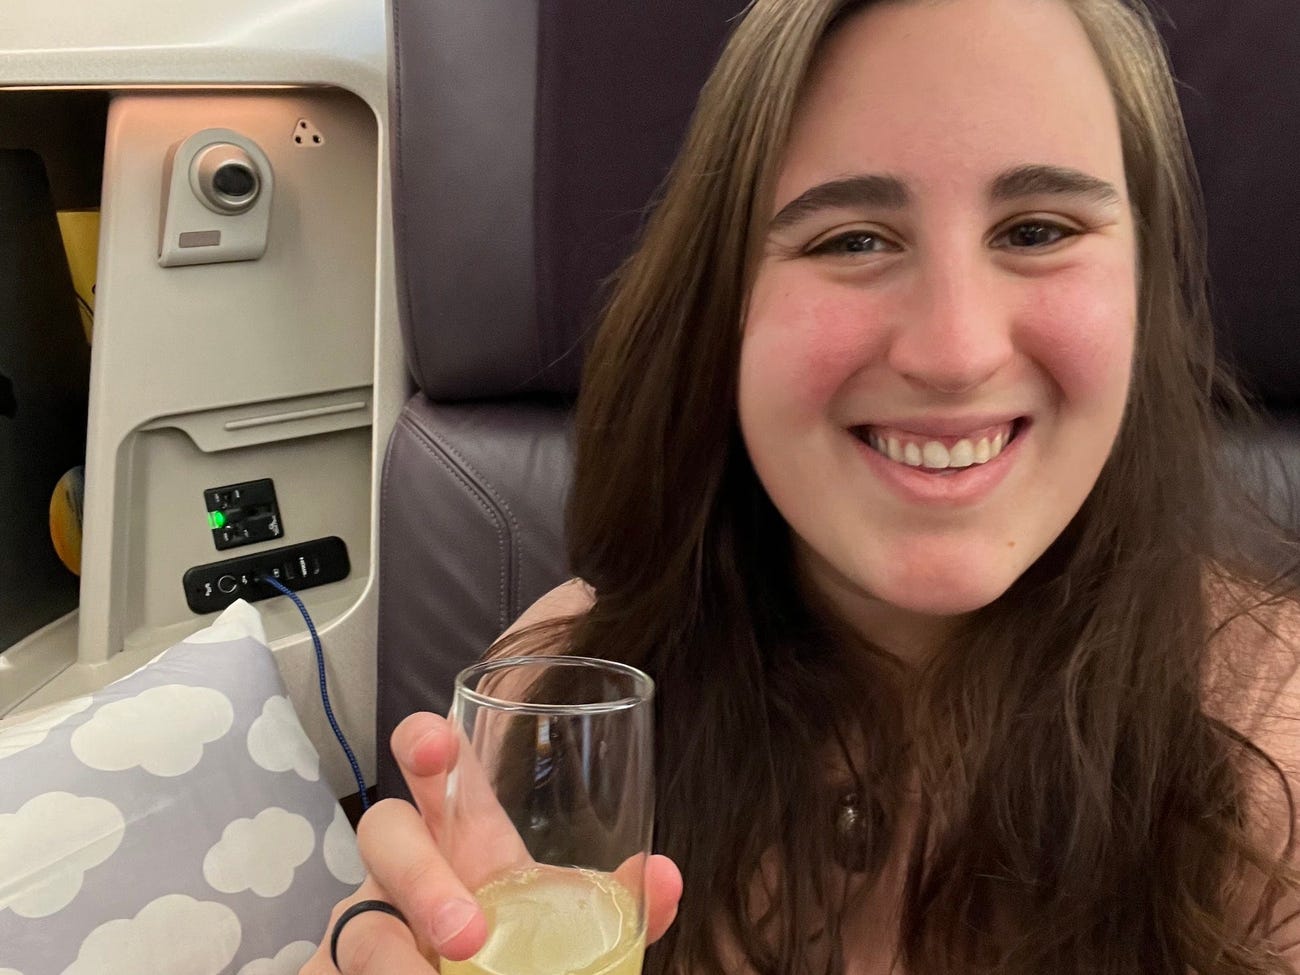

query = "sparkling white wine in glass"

[
  {"left": 441, "top": 656, "right": 655, "bottom": 975},
  {"left": 440, "top": 865, "right": 645, "bottom": 975}
]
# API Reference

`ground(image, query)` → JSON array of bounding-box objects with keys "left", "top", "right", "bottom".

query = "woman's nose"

[{"left": 885, "top": 259, "right": 1015, "bottom": 395}]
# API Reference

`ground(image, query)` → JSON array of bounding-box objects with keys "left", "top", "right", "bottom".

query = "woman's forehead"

[{"left": 775, "top": 0, "right": 1126, "bottom": 205}]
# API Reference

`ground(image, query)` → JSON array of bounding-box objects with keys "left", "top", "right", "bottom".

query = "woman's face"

[{"left": 737, "top": 0, "right": 1137, "bottom": 656}]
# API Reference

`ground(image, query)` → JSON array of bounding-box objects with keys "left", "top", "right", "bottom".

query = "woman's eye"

[
  {"left": 808, "top": 231, "right": 895, "bottom": 257},
  {"left": 998, "top": 221, "right": 1078, "bottom": 250}
]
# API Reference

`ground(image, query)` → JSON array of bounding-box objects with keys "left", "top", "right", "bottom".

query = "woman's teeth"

[{"left": 863, "top": 429, "right": 1011, "bottom": 470}]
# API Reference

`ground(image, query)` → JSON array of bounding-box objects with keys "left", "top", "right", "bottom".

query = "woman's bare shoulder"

[{"left": 499, "top": 578, "right": 597, "bottom": 641}]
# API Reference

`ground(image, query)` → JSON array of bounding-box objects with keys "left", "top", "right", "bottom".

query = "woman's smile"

[
  {"left": 854, "top": 418, "right": 1021, "bottom": 470},
  {"left": 849, "top": 418, "right": 1027, "bottom": 506}
]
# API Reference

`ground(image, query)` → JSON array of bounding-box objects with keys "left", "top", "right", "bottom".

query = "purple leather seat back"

[
  {"left": 389, "top": 0, "right": 744, "bottom": 401},
  {"left": 1157, "top": 0, "right": 1300, "bottom": 409},
  {"left": 1155, "top": 0, "right": 1300, "bottom": 542}
]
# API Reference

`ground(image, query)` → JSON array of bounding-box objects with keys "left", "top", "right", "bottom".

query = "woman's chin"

[
  {"left": 869, "top": 572, "right": 1015, "bottom": 618},
  {"left": 795, "top": 535, "right": 1030, "bottom": 647},
  {"left": 804, "top": 560, "right": 1017, "bottom": 656}
]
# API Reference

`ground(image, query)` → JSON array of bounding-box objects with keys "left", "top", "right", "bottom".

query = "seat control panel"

[
  {"left": 182, "top": 535, "right": 350, "bottom": 614},
  {"left": 205, "top": 478, "right": 284, "bottom": 550}
]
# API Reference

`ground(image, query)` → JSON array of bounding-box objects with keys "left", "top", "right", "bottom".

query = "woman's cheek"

[
  {"left": 743, "top": 275, "right": 888, "bottom": 412},
  {"left": 1015, "top": 265, "right": 1136, "bottom": 399}
]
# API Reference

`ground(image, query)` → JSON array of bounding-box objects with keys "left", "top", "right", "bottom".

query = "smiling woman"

[
  {"left": 313, "top": 0, "right": 1300, "bottom": 973},
  {"left": 562, "top": 0, "right": 1300, "bottom": 970}
]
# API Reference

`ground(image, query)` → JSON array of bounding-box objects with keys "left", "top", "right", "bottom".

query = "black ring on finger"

[{"left": 330, "top": 899, "right": 409, "bottom": 971}]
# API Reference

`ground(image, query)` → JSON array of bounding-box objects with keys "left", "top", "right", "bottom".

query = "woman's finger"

[
  {"left": 390, "top": 712, "right": 459, "bottom": 831},
  {"left": 645, "top": 853, "right": 685, "bottom": 944},
  {"left": 391, "top": 711, "right": 531, "bottom": 881},
  {"left": 612, "top": 853, "right": 684, "bottom": 945},
  {"left": 299, "top": 878, "right": 433, "bottom": 975},
  {"left": 355, "top": 797, "right": 495, "bottom": 961}
]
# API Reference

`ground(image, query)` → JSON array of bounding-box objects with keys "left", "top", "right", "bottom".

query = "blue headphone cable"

[{"left": 258, "top": 574, "right": 369, "bottom": 811}]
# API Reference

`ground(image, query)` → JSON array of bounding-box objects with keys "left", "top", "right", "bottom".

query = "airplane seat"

[
  {"left": 376, "top": 0, "right": 743, "bottom": 799},
  {"left": 1155, "top": 0, "right": 1300, "bottom": 541}
]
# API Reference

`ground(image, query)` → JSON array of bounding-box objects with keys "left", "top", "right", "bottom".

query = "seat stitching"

[
  {"left": 425, "top": 422, "right": 526, "bottom": 626},
  {"left": 393, "top": 411, "right": 510, "bottom": 631}
]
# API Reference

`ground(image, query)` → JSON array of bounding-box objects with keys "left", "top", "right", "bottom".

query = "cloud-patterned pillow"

[{"left": 0, "top": 600, "right": 365, "bottom": 975}]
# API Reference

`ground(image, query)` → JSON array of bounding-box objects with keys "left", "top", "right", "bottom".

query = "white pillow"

[{"left": 0, "top": 600, "right": 365, "bottom": 975}]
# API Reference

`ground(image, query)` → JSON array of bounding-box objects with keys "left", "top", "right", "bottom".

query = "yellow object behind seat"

[{"left": 56, "top": 209, "right": 99, "bottom": 343}]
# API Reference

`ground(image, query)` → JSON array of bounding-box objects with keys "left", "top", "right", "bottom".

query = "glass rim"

[{"left": 453, "top": 655, "right": 656, "bottom": 715}]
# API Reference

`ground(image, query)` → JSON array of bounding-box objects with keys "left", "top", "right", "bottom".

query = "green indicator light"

[{"left": 209, "top": 511, "right": 226, "bottom": 529}]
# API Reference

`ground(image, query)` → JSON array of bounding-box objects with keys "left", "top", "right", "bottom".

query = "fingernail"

[{"left": 431, "top": 898, "right": 477, "bottom": 947}]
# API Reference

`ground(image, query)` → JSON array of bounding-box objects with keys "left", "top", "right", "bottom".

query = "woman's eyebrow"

[
  {"left": 989, "top": 164, "right": 1122, "bottom": 206},
  {"left": 768, "top": 165, "right": 1122, "bottom": 234},
  {"left": 768, "top": 174, "right": 910, "bottom": 232}
]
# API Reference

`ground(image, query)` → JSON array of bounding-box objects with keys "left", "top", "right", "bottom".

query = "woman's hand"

[{"left": 301, "top": 712, "right": 683, "bottom": 973}]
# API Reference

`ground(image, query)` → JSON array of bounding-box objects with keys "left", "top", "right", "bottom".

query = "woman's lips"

[{"left": 850, "top": 419, "right": 1028, "bottom": 504}]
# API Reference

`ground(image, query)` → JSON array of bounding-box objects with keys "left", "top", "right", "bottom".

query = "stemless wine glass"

[{"left": 440, "top": 656, "right": 655, "bottom": 975}]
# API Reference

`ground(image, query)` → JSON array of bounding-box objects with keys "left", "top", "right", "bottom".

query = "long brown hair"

[{"left": 497, "top": 0, "right": 1300, "bottom": 971}]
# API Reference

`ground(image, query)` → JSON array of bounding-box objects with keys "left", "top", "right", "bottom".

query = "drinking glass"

[{"left": 440, "top": 656, "right": 655, "bottom": 975}]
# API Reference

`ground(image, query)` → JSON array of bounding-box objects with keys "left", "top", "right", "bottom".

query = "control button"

[{"left": 217, "top": 574, "right": 239, "bottom": 594}]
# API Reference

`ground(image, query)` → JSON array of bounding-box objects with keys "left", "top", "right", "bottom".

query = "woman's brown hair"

[{"left": 496, "top": 0, "right": 1300, "bottom": 971}]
